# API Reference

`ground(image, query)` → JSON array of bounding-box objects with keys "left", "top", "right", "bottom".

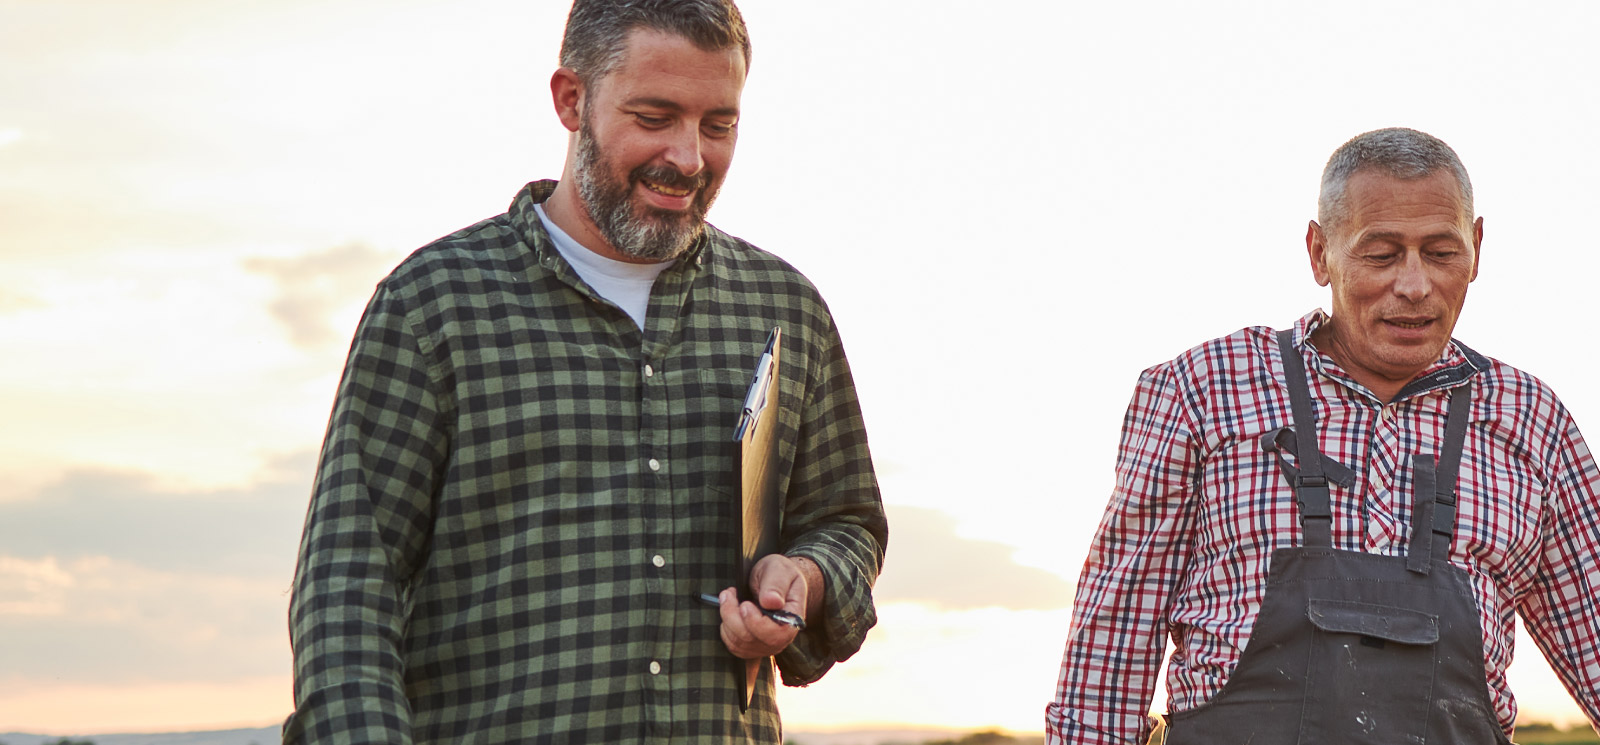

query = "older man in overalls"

[{"left": 1046, "top": 128, "right": 1600, "bottom": 744}]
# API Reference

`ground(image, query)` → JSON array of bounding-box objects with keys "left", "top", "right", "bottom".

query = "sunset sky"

[{"left": 4, "top": 0, "right": 1600, "bottom": 736}]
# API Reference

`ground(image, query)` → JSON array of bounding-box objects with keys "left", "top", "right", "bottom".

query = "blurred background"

[{"left": 3, "top": 0, "right": 1598, "bottom": 736}]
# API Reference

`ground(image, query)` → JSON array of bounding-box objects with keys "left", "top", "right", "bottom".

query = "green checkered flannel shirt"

[{"left": 284, "top": 181, "right": 888, "bottom": 744}]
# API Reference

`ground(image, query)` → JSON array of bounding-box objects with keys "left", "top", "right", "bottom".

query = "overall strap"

[
  {"left": 1271, "top": 329, "right": 1334, "bottom": 548},
  {"left": 1405, "top": 384, "right": 1474, "bottom": 575}
]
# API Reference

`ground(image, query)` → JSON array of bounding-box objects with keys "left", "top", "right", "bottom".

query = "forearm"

[
  {"left": 1048, "top": 365, "right": 1200, "bottom": 744},
  {"left": 773, "top": 490, "right": 884, "bottom": 685},
  {"left": 1521, "top": 422, "right": 1600, "bottom": 729},
  {"left": 285, "top": 466, "right": 422, "bottom": 745},
  {"left": 775, "top": 326, "right": 888, "bottom": 684},
  {"left": 284, "top": 283, "right": 446, "bottom": 743}
]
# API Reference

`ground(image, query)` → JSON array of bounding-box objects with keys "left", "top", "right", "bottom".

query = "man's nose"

[
  {"left": 1393, "top": 251, "right": 1432, "bottom": 301},
  {"left": 661, "top": 124, "right": 705, "bottom": 177}
]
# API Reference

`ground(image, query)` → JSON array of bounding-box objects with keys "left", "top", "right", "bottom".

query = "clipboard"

[
  {"left": 735, "top": 326, "right": 782, "bottom": 590},
  {"left": 731, "top": 326, "right": 782, "bottom": 711}
]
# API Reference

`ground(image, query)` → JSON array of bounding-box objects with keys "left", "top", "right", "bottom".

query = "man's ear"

[
  {"left": 551, "top": 67, "right": 584, "bottom": 133},
  {"left": 1306, "top": 220, "right": 1332, "bottom": 287},
  {"left": 1470, "top": 216, "right": 1484, "bottom": 282}
]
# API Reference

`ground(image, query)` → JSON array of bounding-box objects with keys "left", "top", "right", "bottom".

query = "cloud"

[
  {"left": 243, "top": 243, "right": 398, "bottom": 350},
  {"left": 0, "top": 453, "right": 314, "bottom": 579},
  {"left": 0, "top": 455, "right": 307, "bottom": 701},
  {"left": 0, "top": 554, "right": 289, "bottom": 685},
  {"left": 872, "top": 504, "right": 1075, "bottom": 611},
  {"left": 0, "top": 457, "right": 313, "bottom": 689},
  {"left": 0, "top": 555, "right": 76, "bottom": 616}
]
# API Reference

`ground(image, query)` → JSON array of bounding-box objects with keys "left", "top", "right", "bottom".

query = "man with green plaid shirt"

[{"left": 282, "top": 1, "right": 887, "bottom": 742}]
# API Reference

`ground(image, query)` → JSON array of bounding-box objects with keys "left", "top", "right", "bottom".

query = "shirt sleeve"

[
  {"left": 774, "top": 317, "right": 888, "bottom": 687},
  {"left": 1518, "top": 415, "right": 1600, "bottom": 730},
  {"left": 1046, "top": 364, "right": 1202, "bottom": 745},
  {"left": 282, "top": 281, "right": 451, "bottom": 745}
]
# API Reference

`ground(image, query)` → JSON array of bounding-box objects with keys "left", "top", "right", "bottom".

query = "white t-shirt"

[{"left": 534, "top": 203, "right": 672, "bottom": 330}]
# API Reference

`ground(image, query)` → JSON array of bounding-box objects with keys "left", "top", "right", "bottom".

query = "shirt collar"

[{"left": 1291, "top": 309, "right": 1488, "bottom": 402}]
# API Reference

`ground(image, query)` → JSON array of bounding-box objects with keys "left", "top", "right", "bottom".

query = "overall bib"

[{"left": 1167, "top": 331, "right": 1508, "bottom": 745}]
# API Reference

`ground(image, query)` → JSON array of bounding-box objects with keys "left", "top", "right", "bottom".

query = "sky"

[{"left": 3, "top": 0, "right": 1600, "bottom": 736}]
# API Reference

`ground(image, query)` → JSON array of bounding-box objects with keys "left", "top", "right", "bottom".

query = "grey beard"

[{"left": 573, "top": 125, "right": 711, "bottom": 262}]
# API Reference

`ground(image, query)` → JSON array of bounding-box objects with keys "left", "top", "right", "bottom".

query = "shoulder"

[
  {"left": 701, "top": 223, "right": 836, "bottom": 332},
  {"left": 1459, "top": 343, "right": 1558, "bottom": 396},
  {"left": 365, "top": 211, "right": 543, "bottom": 330},
  {"left": 383, "top": 213, "right": 527, "bottom": 295},
  {"left": 1456, "top": 342, "right": 1577, "bottom": 438},
  {"left": 1115, "top": 326, "right": 1282, "bottom": 440},
  {"left": 702, "top": 224, "right": 824, "bottom": 298},
  {"left": 1142, "top": 325, "right": 1280, "bottom": 390}
]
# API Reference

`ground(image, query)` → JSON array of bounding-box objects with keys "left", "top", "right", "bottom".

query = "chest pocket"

[
  {"left": 1306, "top": 599, "right": 1439, "bottom": 645},
  {"left": 698, "top": 367, "right": 750, "bottom": 498},
  {"left": 1299, "top": 597, "right": 1439, "bottom": 745}
]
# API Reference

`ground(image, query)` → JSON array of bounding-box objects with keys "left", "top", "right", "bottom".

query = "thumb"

[
  {"left": 784, "top": 575, "right": 808, "bottom": 616},
  {"left": 759, "top": 584, "right": 786, "bottom": 610}
]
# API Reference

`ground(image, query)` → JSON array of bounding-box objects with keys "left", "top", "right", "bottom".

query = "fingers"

[
  {"left": 748, "top": 554, "right": 809, "bottom": 619},
  {"left": 716, "top": 586, "right": 800, "bottom": 659},
  {"left": 715, "top": 555, "right": 814, "bottom": 658}
]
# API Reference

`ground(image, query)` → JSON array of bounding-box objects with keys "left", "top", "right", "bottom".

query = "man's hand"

[{"left": 716, "top": 554, "right": 824, "bottom": 659}]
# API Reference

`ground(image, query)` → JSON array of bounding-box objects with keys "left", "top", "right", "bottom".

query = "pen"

[
  {"left": 732, "top": 332, "right": 777, "bottom": 441},
  {"left": 695, "top": 592, "right": 806, "bottom": 630}
]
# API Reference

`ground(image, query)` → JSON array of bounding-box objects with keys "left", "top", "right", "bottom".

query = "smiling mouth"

[
  {"left": 1386, "top": 319, "right": 1432, "bottom": 329},
  {"left": 641, "top": 178, "right": 693, "bottom": 198}
]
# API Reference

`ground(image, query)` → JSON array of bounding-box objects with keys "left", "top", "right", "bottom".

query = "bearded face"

[{"left": 573, "top": 106, "right": 723, "bottom": 262}]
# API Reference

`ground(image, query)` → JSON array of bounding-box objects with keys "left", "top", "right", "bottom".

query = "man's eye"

[
  {"left": 635, "top": 114, "right": 669, "bottom": 127},
  {"left": 703, "top": 122, "right": 737, "bottom": 138}
]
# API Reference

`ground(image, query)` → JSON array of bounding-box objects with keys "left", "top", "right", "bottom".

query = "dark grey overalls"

[{"left": 1167, "top": 331, "right": 1509, "bottom": 745}]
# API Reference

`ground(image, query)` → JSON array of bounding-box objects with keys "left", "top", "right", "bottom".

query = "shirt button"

[
  {"left": 652, "top": 554, "right": 665, "bottom": 567},
  {"left": 648, "top": 458, "right": 661, "bottom": 472},
  {"left": 649, "top": 661, "right": 662, "bottom": 675},
  {"left": 644, "top": 364, "right": 655, "bottom": 378}
]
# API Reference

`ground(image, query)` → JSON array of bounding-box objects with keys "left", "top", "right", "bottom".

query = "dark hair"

[{"left": 560, "top": 0, "right": 751, "bottom": 85}]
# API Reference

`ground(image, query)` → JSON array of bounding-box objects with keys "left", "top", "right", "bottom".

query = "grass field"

[{"left": 1516, "top": 722, "right": 1600, "bottom": 745}]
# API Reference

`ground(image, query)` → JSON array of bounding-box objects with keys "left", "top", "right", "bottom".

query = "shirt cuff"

[
  {"left": 776, "top": 539, "right": 878, "bottom": 686},
  {"left": 1044, "top": 705, "right": 1154, "bottom": 745},
  {"left": 283, "top": 679, "right": 415, "bottom": 745}
]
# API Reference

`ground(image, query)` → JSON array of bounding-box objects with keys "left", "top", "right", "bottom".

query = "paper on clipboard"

[
  {"left": 730, "top": 325, "right": 782, "bottom": 711},
  {"left": 734, "top": 326, "right": 782, "bottom": 584}
]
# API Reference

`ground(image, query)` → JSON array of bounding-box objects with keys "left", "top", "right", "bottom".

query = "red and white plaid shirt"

[{"left": 1046, "top": 311, "right": 1600, "bottom": 744}]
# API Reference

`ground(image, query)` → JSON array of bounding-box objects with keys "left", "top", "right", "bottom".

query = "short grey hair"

[
  {"left": 560, "top": 0, "right": 751, "bottom": 86},
  {"left": 1317, "top": 127, "right": 1474, "bottom": 235}
]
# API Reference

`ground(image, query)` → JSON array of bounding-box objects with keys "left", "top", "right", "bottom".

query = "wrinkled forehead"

[
  {"left": 1357, "top": 166, "right": 1474, "bottom": 217},
  {"left": 1341, "top": 169, "right": 1476, "bottom": 233}
]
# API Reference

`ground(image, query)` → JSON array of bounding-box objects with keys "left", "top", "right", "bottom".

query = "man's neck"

[
  {"left": 543, "top": 180, "right": 654, "bottom": 265},
  {"left": 1307, "top": 324, "right": 1409, "bottom": 404}
]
